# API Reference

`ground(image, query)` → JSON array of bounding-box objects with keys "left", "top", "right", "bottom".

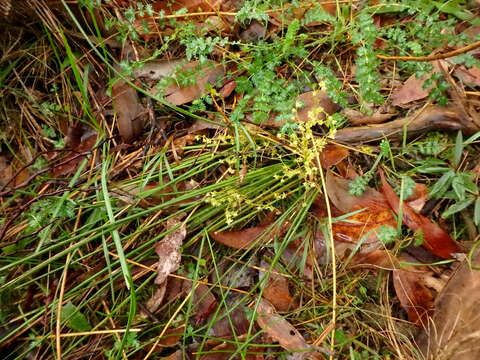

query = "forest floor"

[{"left": 1, "top": 1, "right": 480, "bottom": 359}]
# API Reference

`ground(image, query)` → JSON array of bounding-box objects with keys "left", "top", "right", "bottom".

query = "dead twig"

[{"left": 334, "top": 105, "right": 479, "bottom": 143}]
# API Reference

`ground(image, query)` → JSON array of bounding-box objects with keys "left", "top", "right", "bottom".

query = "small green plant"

[{"left": 417, "top": 131, "right": 480, "bottom": 223}]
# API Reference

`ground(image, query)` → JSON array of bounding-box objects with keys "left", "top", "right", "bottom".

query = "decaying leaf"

[
  {"left": 380, "top": 170, "right": 460, "bottom": 259},
  {"left": 391, "top": 61, "right": 444, "bottom": 106},
  {"left": 147, "top": 61, "right": 225, "bottom": 106},
  {"left": 211, "top": 218, "right": 288, "bottom": 249},
  {"left": 256, "top": 299, "right": 325, "bottom": 360},
  {"left": 147, "top": 214, "right": 186, "bottom": 312},
  {"left": 454, "top": 65, "right": 480, "bottom": 87},
  {"left": 155, "top": 214, "right": 186, "bottom": 285},
  {"left": 193, "top": 283, "right": 218, "bottom": 326},
  {"left": 261, "top": 91, "right": 339, "bottom": 127},
  {"left": 405, "top": 182, "right": 429, "bottom": 213},
  {"left": 52, "top": 124, "right": 97, "bottom": 177},
  {"left": 392, "top": 262, "right": 434, "bottom": 326},
  {"left": 323, "top": 172, "right": 397, "bottom": 257},
  {"left": 0, "top": 155, "right": 13, "bottom": 187},
  {"left": 112, "top": 79, "right": 145, "bottom": 142},
  {"left": 260, "top": 260, "right": 296, "bottom": 312},
  {"left": 419, "top": 248, "right": 480, "bottom": 360},
  {"left": 319, "top": 144, "right": 349, "bottom": 168},
  {"left": 211, "top": 224, "right": 270, "bottom": 249}
]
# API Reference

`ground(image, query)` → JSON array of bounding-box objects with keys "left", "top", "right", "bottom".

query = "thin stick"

[{"left": 377, "top": 40, "right": 480, "bottom": 62}]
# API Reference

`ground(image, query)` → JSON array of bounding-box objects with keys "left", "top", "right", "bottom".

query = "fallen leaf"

[
  {"left": 112, "top": 79, "right": 145, "bottom": 142},
  {"left": 454, "top": 65, "right": 480, "bottom": 87},
  {"left": 0, "top": 155, "right": 13, "bottom": 187},
  {"left": 193, "top": 284, "right": 218, "bottom": 326},
  {"left": 239, "top": 21, "right": 266, "bottom": 42},
  {"left": 350, "top": 249, "right": 400, "bottom": 270},
  {"left": 256, "top": 299, "right": 325, "bottom": 360},
  {"left": 325, "top": 171, "right": 391, "bottom": 214},
  {"left": 52, "top": 125, "right": 97, "bottom": 177},
  {"left": 211, "top": 217, "right": 288, "bottom": 249},
  {"left": 322, "top": 172, "right": 397, "bottom": 258},
  {"left": 406, "top": 182, "right": 429, "bottom": 213},
  {"left": 261, "top": 91, "right": 339, "bottom": 127},
  {"left": 143, "top": 61, "right": 225, "bottom": 106},
  {"left": 392, "top": 259, "right": 434, "bottom": 326},
  {"left": 212, "top": 306, "right": 250, "bottom": 338},
  {"left": 211, "top": 224, "right": 270, "bottom": 249},
  {"left": 155, "top": 214, "right": 186, "bottom": 285},
  {"left": 419, "top": 248, "right": 480, "bottom": 360},
  {"left": 391, "top": 61, "right": 444, "bottom": 106},
  {"left": 147, "top": 214, "right": 187, "bottom": 312},
  {"left": 219, "top": 79, "right": 237, "bottom": 98},
  {"left": 319, "top": 144, "right": 349, "bottom": 168},
  {"left": 380, "top": 170, "right": 460, "bottom": 259},
  {"left": 260, "top": 260, "right": 296, "bottom": 312}
]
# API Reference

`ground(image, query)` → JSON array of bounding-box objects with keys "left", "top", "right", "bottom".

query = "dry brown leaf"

[
  {"left": 211, "top": 224, "right": 270, "bottom": 249},
  {"left": 219, "top": 79, "right": 237, "bottom": 98},
  {"left": 455, "top": 65, "right": 480, "bottom": 87},
  {"left": 211, "top": 217, "right": 288, "bottom": 249},
  {"left": 155, "top": 214, "right": 186, "bottom": 285},
  {"left": 192, "top": 283, "right": 217, "bottom": 326},
  {"left": 391, "top": 61, "right": 444, "bottom": 106},
  {"left": 325, "top": 171, "right": 390, "bottom": 214},
  {"left": 319, "top": 144, "right": 349, "bottom": 168},
  {"left": 419, "top": 249, "right": 480, "bottom": 360},
  {"left": 260, "top": 260, "right": 297, "bottom": 312},
  {"left": 392, "top": 261, "right": 434, "bottom": 326},
  {"left": 240, "top": 21, "right": 266, "bottom": 42},
  {"left": 322, "top": 171, "right": 397, "bottom": 258},
  {"left": 0, "top": 155, "right": 13, "bottom": 187},
  {"left": 142, "top": 61, "right": 225, "bottom": 105},
  {"left": 146, "top": 214, "right": 186, "bottom": 312},
  {"left": 256, "top": 299, "right": 325, "bottom": 360},
  {"left": 165, "top": 62, "right": 225, "bottom": 105},
  {"left": 261, "top": 91, "right": 339, "bottom": 127},
  {"left": 406, "top": 182, "right": 429, "bottom": 213},
  {"left": 112, "top": 80, "right": 144, "bottom": 142},
  {"left": 52, "top": 125, "right": 97, "bottom": 177}
]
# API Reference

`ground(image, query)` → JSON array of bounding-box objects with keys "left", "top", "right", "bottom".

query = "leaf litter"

[{"left": 3, "top": 1, "right": 480, "bottom": 359}]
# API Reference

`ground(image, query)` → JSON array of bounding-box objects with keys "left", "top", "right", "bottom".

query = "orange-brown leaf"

[
  {"left": 380, "top": 170, "right": 460, "bottom": 259},
  {"left": 211, "top": 224, "right": 270, "bottom": 249},
  {"left": 393, "top": 267, "right": 434, "bottom": 326}
]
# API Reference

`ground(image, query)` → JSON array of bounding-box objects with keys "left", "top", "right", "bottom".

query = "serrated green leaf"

[
  {"left": 61, "top": 302, "right": 91, "bottom": 332},
  {"left": 442, "top": 197, "right": 475, "bottom": 218},
  {"left": 430, "top": 170, "right": 455, "bottom": 199}
]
